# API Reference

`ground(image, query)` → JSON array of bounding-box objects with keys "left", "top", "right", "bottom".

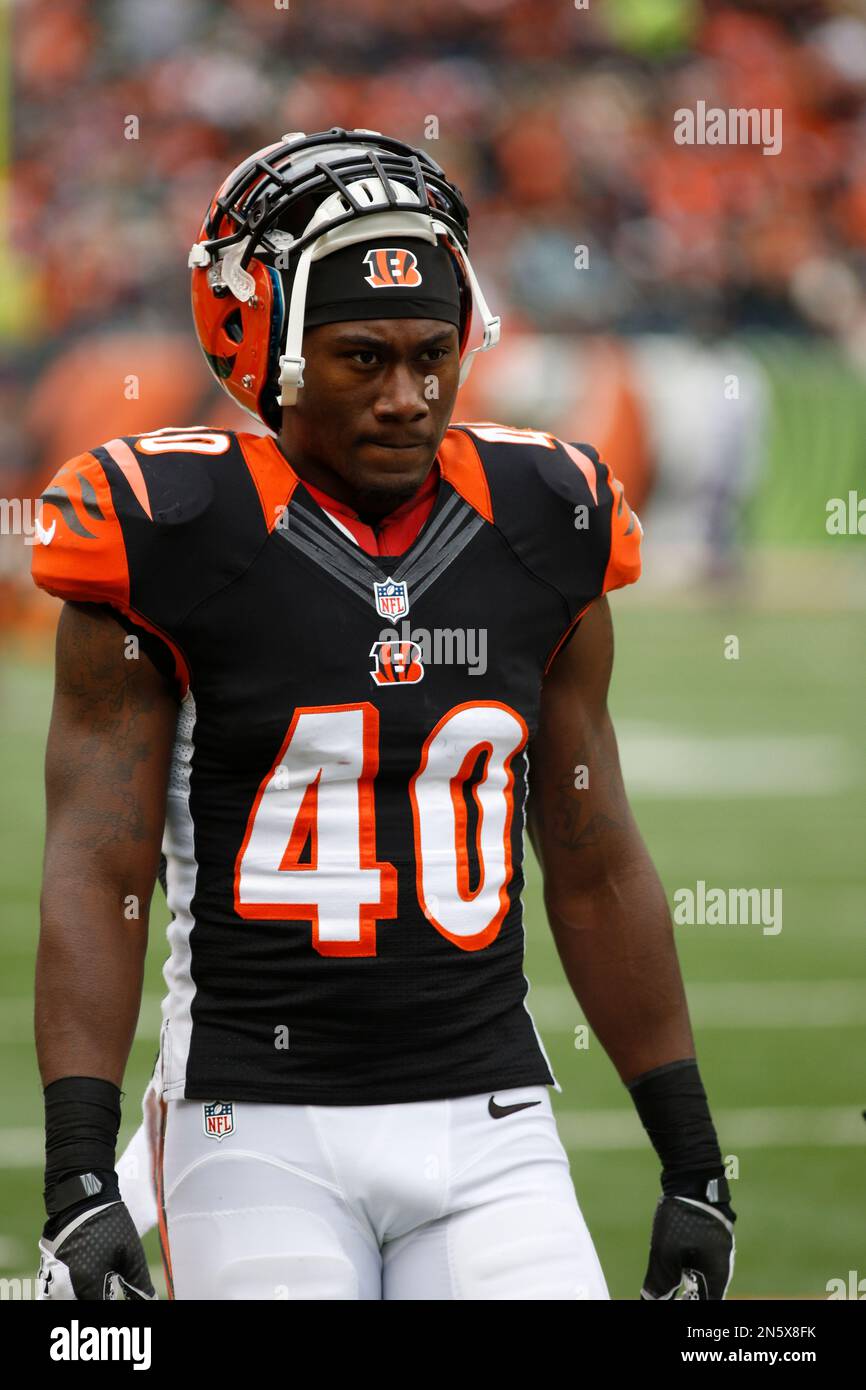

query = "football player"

[{"left": 32, "top": 129, "right": 735, "bottom": 1300}]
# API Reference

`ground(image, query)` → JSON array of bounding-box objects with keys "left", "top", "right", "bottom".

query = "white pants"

[{"left": 118, "top": 1083, "right": 609, "bottom": 1300}]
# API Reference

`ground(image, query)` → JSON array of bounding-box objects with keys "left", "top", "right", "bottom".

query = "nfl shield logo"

[
  {"left": 374, "top": 576, "right": 410, "bottom": 620},
  {"left": 203, "top": 1101, "right": 235, "bottom": 1141}
]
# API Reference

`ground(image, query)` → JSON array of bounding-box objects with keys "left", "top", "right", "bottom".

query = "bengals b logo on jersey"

[
  {"left": 369, "top": 640, "right": 424, "bottom": 686},
  {"left": 363, "top": 247, "right": 423, "bottom": 289}
]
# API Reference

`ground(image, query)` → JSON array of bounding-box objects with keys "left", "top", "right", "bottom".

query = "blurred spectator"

[
  {"left": 1, "top": 0, "right": 859, "bottom": 575},
  {"left": 12, "top": 0, "right": 866, "bottom": 357}
]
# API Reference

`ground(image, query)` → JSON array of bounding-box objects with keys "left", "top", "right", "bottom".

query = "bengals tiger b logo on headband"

[{"left": 363, "top": 247, "right": 423, "bottom": 289}]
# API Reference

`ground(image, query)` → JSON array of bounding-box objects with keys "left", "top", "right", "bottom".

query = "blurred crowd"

[
  {"left": 4, "top": 0, "right": 866, "bottom": 517},
  {"left": 11, "top": 0, "right": 866, "bottom": 335}
]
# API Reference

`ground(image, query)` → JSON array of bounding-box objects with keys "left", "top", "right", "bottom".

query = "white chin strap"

[{"left": 275, "top": 211, "right": 500, "bottom": 407}]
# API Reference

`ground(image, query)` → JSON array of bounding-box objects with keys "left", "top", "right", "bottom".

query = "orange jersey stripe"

[
  {"left": 438, "top": 429, "right": 494, "bottom": 523},
  {"left": 120, "top": 604, "right": 191, "bottom": 698},
  {"left": 32, "top": 450, "right": 191, "bottom": 695},
  {"left": 237, "top": 433, "right": 300, "bottom": 532},
  {"left": 103, "top": 438, "right": 153, "bottom": 520},
  {"left": 155, "top": 1099, "right": 175, "bottom": 1300},
  {"left": 32, "top": 452, "right": 130, "bottom": 608},
  {"left": 542, "top": 600, "right": 593, "bottom": 676},
  {"left": 560, "top": 440, "right": 599, "bottom": 505},
  {"left": 600, "top": 460, "right": 642, "bottom": 596}
]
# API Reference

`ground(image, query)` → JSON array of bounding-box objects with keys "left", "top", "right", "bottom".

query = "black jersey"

[{"left": 32, "top": 422, "right": 642, "bottom": 1104}]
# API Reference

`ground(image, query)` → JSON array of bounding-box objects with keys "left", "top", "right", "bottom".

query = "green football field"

[{"left": 1, "top": 596, "right": 863, "bottom": 1300}]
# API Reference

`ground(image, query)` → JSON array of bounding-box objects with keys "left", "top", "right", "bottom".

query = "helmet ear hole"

[
  {"left": 223, "top": 309, "right": 244, "bottom": 344},
  {"left": 206, "top": 352, "right": 236, "bottom": 381}
]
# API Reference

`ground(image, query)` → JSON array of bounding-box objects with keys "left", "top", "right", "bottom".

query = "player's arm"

[
  {"left": 35, "top": 600, "right": 178, "bottom": 1299},
  {"left": 37, "top": 600, "right": 177, "bottom": 1084},
  {"left": 527, "top": 595, "right": 735, "bottom": 1298},
  {"left": 527, "top": 595, "right": 694, "bottom": 1080}
]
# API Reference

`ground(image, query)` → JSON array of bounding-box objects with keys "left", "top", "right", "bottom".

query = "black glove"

[
  {"left": 626, "top": 1058, "right": 737, "bottom": 1300},
  {"left": 38, "top": 1169, "right": 156, "bottom": 1301},
  {"left": 641, "top": 1185, "right": 736, "bottom": 1300}
]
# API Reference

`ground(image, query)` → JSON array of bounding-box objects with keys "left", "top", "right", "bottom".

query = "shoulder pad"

[
  {"left": 31, "top": 430, "right": 231, "bottom": 604},
  {"left": 96, "top": 429, "right": 220, "bottom": 529},
  {"left": 30, "top": 429, "right": 275, "bottom": 694},
  {"left": 31, "top": 448, "right": 130, "bottom": 607},
  {"left": 444, "top": 422, "right": 642, "bottom": 606}
]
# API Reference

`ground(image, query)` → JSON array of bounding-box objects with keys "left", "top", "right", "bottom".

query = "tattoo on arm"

[
  {"left": 49, "top": 603, "right": 176, "bottom": 851},
  {"left": 545, "top": 739, "right": 628, "bottom": 853}
]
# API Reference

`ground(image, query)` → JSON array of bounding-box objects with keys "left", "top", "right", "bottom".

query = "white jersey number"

[
  {"left": 135, "top": 427, "right": 231, "bottom": 456},
  {"left": 234, "top": 701, "right": 527, "bottom": 956}
]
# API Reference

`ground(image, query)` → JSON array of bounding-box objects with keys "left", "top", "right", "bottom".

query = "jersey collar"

[{"left": 298, "top": 459, "right": 440, "bottom": 558}]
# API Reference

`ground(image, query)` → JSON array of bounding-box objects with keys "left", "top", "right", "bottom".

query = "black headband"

[{"left": 302, "top": 236, "right": 462, "bottom": 329}]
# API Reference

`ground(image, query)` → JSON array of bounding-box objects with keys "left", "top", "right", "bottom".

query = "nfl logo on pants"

[{"left": 203, "top": 1101, "right": 235, "bottom": 1140}]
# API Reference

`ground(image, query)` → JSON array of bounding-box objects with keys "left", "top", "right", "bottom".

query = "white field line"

[
  {"left": 528, "top": 981, "right": 866, "bottom": 1030},
  {"left": 554, "top": 1106, "right": 865, "bottom": 1151},
  {"left": 0, "top": 994, "right": 165, "bottom": 1043},
  {"left": 1, "top": 982, "right": 862, "bottom": 1045},
  {"left": 616, "top": 725, "right": 853, "bottom": 797},
  {"left": 0, "top": 1105, "right": 862, "bottom": 1169},
  {"left": 0, "top": 1261, "right": 166, "bottom": 1292}
]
